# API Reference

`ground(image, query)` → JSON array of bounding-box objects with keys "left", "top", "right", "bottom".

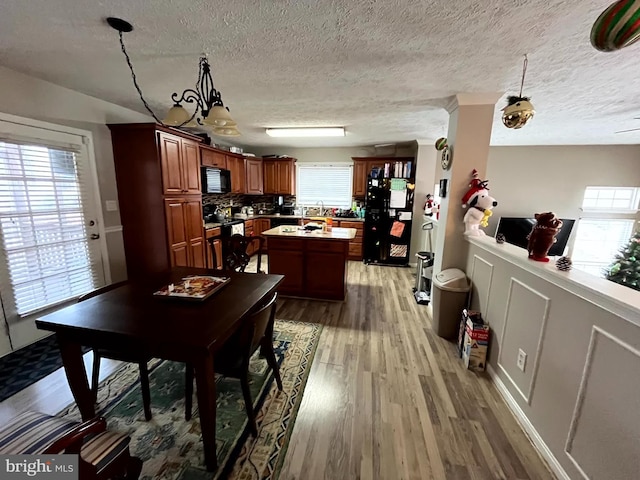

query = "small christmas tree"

[{"left": 606, "top": 230, "right": 640, "bottom": 291}]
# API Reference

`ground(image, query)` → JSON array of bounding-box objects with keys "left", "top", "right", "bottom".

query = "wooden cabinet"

[
  {"left": 263, "top": 161, "right": 277, "bottom": 194},
  {"left": 339, "top": 220, "right": 364, "bottom": 261},
  {"left": 164, "top": 197, "right": 205, "bottom": 268},
  {"left": 254, "top": 218, "right": 271, "bottom": 251},
  {"left": 158, "top": 131, "right": 201, "bottom": 195},
  {"left": 108, "top": 123, "right": 205, "bottom": 277},
  {"left": 263, "top": 158, "right": 296, "bottom": 195},
  {"left": 267, "top": 239, "right": 304, "bottom": 295},
  {"left": 244, "top": 219, "right": 256, "bottom": 256},
  {"left": 266, "top": 236, "right": 349, "bottom": 300},
  {"left": 226, "top": 154, "right": 245, "bottom": 193},
  {"left": 200, "top": 147, "right": 227, "bottom": 169},
  {"left": 245, "top": 158, "right": 264, "bottom": 195},
  {"left": 352, "top": 160, "right": 368, "bottom": 197},
  {"left": 351, "top": 157, "right": 415, "bottom": 198},
  {"left": 205, "top": 227, "right": 222, "bottom": 270}
]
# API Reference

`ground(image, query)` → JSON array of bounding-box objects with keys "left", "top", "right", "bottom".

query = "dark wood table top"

[{"left": 36, "top": 268, "right": 284, "bottom": 361}]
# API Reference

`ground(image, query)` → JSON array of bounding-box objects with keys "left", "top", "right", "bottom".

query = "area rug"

[
  {"left": 0, "top": 335, "right": 89, "bottom": 402},
  {"left": 59, "top": 319, "right": 321, "bottom": 480}
]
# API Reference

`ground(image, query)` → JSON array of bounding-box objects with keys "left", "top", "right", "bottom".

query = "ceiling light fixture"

[
  {"left": 106, "top": 17, "right": 239, "bottom": 136},
  {"left": 265, "top": 127, "right": 345, "bottom": 137}
]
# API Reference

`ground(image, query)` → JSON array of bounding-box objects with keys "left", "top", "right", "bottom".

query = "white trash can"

[{"left": 432, "top": 268, "right": 470, "bottom": 339}]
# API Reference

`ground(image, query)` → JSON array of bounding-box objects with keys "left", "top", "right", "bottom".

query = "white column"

[{"left": 433, "top": 93, "right": 502, "bottom": 273}]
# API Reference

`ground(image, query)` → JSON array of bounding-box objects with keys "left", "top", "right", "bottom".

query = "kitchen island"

[{"left": 262, "top": 226, "right": 357, "bottom": 301}]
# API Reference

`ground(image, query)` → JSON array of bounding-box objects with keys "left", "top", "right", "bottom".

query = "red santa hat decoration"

[{"left": 461, "top": 169, "right": 490, "bottom": 208}]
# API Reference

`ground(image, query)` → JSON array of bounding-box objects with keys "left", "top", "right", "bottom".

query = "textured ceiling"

[{"left": 1, "top": 0, "right": 640, "bottom": 148}]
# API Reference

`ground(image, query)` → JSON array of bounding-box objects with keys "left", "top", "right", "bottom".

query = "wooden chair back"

[
  {"left": 208, "top": 234, "right": 264, "bottom": 273},
  {"left": 245, "top": 292, "right": 277, "bottom": 357}
]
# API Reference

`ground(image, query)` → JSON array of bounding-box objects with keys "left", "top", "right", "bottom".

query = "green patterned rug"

[{"left": 58, "top": 320, "right": 322, "bottom": 480}]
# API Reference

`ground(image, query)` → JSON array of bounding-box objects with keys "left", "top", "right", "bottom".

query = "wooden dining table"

[{"left": 35, "top": 267, "right": 283, "bottom": 471}]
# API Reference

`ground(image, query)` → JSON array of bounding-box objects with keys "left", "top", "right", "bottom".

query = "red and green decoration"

[
  {"left": 606, "top": 229, "right": 640, "bottom": 291},
  {"left": 591, "top": 0, "right": 640, "bottom": 52}
]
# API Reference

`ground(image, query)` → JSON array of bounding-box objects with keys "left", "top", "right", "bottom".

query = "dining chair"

[
  {"left": 184, "top": 292, "right": 282, "bottom": 436},
  {"left": 0, "top": 411, "right": 142, "bottom": 479},
  {"left": 208, "top": 234, "right": 265, "bottom": 273},
  {"left": 78, "top": 282, "right": 153, "bottom": 421}
]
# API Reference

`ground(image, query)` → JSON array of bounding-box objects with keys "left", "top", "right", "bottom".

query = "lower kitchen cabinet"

[
  {"left": 205, "top": 227, "right": 222, "bottom": 270},
  {"left": 304, "top": 246, "right": 347, "bottom": 299},
  {"left": 266, "top": 235, "right": 349, "bottom": 300},
  {"left": 254, "top": 218, "right": 271, "bottom": 252},
  {"left": 339, "top": 221, "right": 364, "bottom": 261},
  {"left": 165, "top": 197, "right": 206, "bottom": 268},
  {"left": 245, "top": 219, "right": 256, "bottom": 256},
  {"left": 269, "top": 248, "right": 304, "bottom": 294}
]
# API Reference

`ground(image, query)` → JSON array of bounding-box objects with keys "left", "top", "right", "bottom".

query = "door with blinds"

[{"left": 0, "top": 117, "right": 106, "bottom": 353}]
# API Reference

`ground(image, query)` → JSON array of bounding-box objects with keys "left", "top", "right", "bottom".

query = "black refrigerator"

[{"left": 363, "top": 171, "right": 414, "bottom": 266}]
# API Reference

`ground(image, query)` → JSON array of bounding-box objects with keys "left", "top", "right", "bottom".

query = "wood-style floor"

[
  {"left": 0, "top": 260, "right": 553, "bottom": 480},
  {"left": 276, "top": 261, "right": 553, "bottom": 480}
]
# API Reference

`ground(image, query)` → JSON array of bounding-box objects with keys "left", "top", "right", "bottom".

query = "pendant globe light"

[{"left": 107, "top": 17, "right": 238, "bottom": 132}]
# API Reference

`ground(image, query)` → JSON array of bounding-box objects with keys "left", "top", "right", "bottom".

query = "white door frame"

[{"left": 0, "top": 112, "right": 111, "bottom": 351}]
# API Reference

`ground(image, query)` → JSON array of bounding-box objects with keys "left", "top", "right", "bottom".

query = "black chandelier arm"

[
  {"left": 171, "top": 89, "right": 203, "bottom": 109},
  {"left": 198, "top": 58, "right": 224, "bottom": 114},
  {"left": 117, "top": 31, "right": 165, "bottom": 125}
]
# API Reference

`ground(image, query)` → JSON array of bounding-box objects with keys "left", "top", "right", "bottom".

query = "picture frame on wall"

[{"left": 439, "top": 179, "right": 448, "bottom": 198}]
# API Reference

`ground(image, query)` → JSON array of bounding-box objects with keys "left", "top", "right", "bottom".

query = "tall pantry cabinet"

[{"left": 108, "top": 123, "right": 206, "bottom": 278}]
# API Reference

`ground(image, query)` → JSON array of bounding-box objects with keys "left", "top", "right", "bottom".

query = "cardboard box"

[
  {"left": 458, "top": 309, "right": 482, "bottom": 358},
  {"left": 462, "top": 317, "right": 490, "bottom": 372}
]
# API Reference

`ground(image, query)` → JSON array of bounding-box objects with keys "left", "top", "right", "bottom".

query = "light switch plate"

[
  {"left": 517, "top": 349, "right": 527, "bottom": 372},
  {"left": 105, "top": 200, "right": 118, "bottom": 212}
]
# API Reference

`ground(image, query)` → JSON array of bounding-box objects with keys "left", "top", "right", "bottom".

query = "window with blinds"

[
  {"left": 0, "top": 140, "right": 100, "bottom": 317},
  {"left": 296, "top": 164, "right": 353, "bottom": 208}
]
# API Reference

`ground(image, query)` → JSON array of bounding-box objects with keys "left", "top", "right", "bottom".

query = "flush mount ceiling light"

[
  {"left": 265, "top": 127, "right": 345, "bottom": 137},
  {"left": 106, "top": 17, "right": 239, "bottom": 136}
]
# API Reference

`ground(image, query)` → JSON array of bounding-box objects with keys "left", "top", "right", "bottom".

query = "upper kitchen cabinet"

[
  {"left": 226, "top": 154, "right": 245, "bottom": 194},
  {"left": 263, "top": 157, "right": 296, "bottom": 195},
  {"left": 108, "top": 123, "right": 204, "bottom": 278},
  {"left": 351, "top": 157, "right": 415, "bottom": 197},
  {"left": 245, "top": 157, "right": 264, "bottom": 195},
  {"left": 200, "top": 146, "right": 227, "bottom": 169},
  {"left": 352, "top": 160, "right": 368, "bottom": 197},
  {"left": 158, "top": 131, "right": 201, "bottom": 195}
]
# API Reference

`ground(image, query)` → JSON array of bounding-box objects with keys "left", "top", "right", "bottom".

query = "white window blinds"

[
  {"left": 0, "top": 140, "right": 101, "bottom": 316},
  {"left": 572, "top": 219, "right": 636, "bottom": 277},
  {"left": 296, "top": 164, "right": 353, "bottom": 209}
]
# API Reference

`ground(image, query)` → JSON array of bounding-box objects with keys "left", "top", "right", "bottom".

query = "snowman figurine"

[{"left": 424, "top": 194, "right": 435, "bottom": 216}]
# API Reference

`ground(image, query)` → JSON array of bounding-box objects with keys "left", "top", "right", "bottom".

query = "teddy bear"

[
  {"left": 527, "top": 212, "right": 563, "bottom": 262},
  {"left": 462, "top": 170, "right": 498, "bottom": 236}
]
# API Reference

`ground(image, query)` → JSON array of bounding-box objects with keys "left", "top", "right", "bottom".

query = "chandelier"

[{"left": 106, "top": 17, "right": 240, "bottom": 136}]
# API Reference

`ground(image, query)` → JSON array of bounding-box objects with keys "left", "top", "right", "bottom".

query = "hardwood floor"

[
  {"left": 275, "top": 261, "right": 554, "bottom": 480},
  {"left": 0, "top": 260, "right": 553, "bottom": 479}
]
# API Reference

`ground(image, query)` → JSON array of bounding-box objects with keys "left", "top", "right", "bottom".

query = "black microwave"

[{"left": 201, "top": 167, "right": 231, "bottom": 194}]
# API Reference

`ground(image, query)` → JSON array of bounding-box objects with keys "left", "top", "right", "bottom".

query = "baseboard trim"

[{"left": 486, "top": 365, "right": 570, "bottom": 480}]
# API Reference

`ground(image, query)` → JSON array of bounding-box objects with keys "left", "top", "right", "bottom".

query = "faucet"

[{"left": 316, "top": 200, "right": 325, "bottom": 216}]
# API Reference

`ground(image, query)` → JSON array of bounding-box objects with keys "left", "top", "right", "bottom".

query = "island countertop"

[{"left": 262, "top": 226, "right": 357, "bottom": 241}]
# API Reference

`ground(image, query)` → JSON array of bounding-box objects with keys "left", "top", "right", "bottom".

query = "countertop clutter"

[
  {"left": 262, "top": 226, "right": 357, "bottom": 241},
  {"left": 204, "top": 214, "right": 364, "bottom": 230}
]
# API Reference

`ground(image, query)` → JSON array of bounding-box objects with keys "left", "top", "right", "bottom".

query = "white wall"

[
  {"left": 466, "top": 236, "right": 640, "bottom": 480},
  {"left": 410, "top": 144, "right": 438, "bottom": 259},
  {"left": 486, "top": 145, "right": 640, "bottom": 234},
  {"left": 0, "top": 66, "right": 151, "bottom": 284}
]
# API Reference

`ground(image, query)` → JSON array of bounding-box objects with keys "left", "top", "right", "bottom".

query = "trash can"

[{"left": 432, "top": 268, "right": 470, "bottom": 339}]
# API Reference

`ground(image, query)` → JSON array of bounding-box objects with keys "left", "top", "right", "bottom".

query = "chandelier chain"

[
  {"left": 519, "top": 54, "right": 528, "bottom": 98},
  {"left": 118, "top": 31, "right": 165, "bottom": 125}
]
